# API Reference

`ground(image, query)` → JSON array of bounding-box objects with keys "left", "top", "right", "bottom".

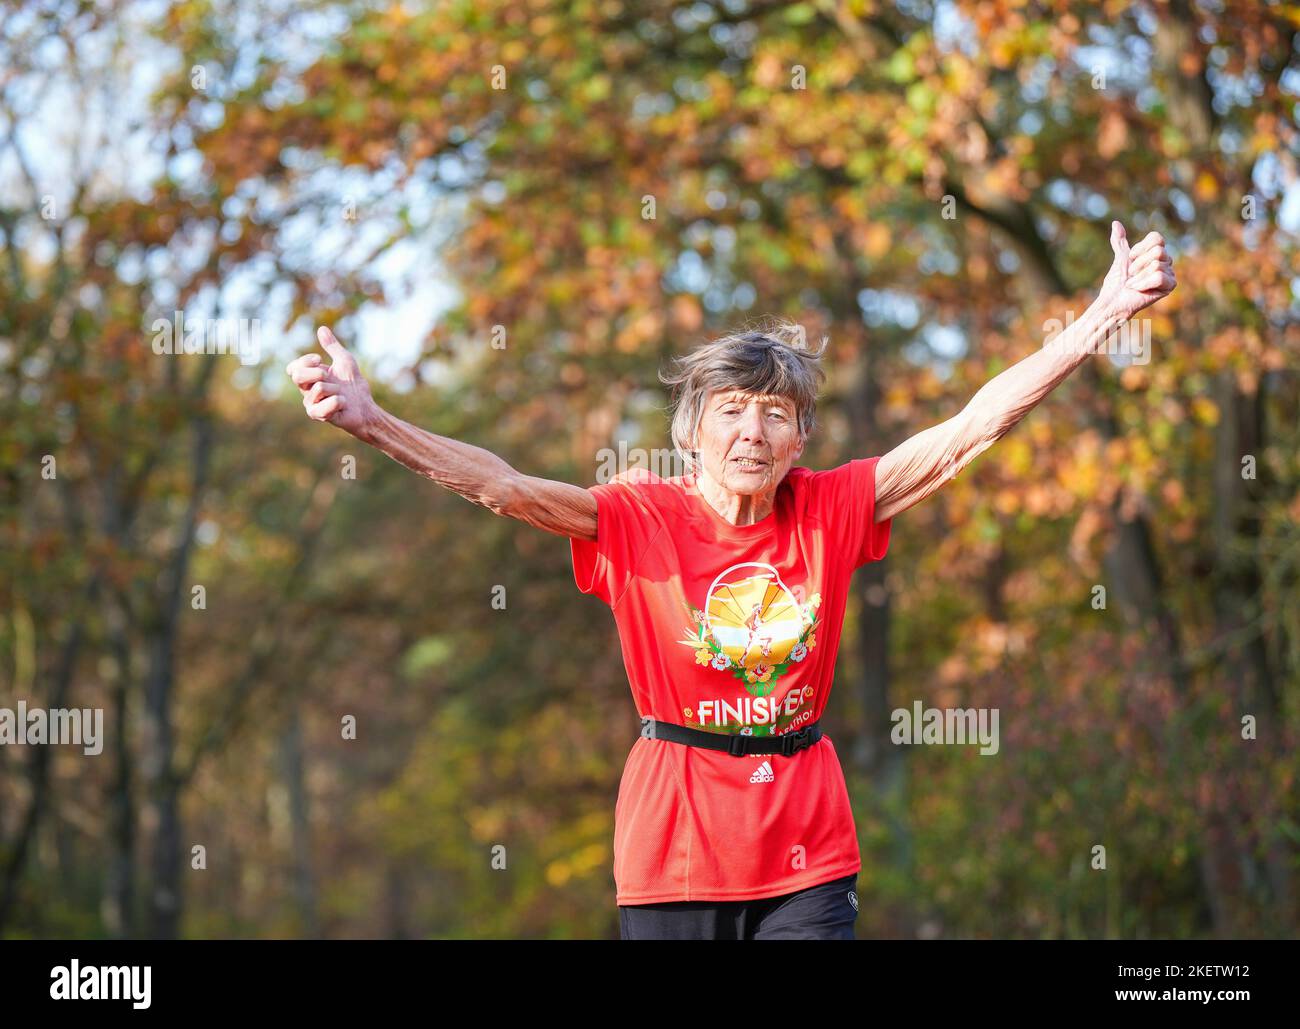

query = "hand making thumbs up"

[
  {"left": 286, "top": 326, "right": 379, "bottom": 437},
  {"left": 1099, "top": 221, "right": 1177, "bottom": 320}
]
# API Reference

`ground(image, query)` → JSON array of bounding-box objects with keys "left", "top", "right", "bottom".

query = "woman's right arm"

[{"left": 288, "top": 326, "right": 598, "bottom": 542}]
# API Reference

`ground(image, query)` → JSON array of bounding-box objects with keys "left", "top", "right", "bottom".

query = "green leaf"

[
  {"left": 887, "top": 49, "right": 915, "bottom": 83},
  {"left": 906, "top": 81, "right": 933, "bottom": 115},
  {"left": 401, "top": 636, "right": 455, "bottom": 678}
]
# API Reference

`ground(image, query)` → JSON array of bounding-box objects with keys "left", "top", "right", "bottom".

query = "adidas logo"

[{"left": 749, "top": 760, "right": 774, "bottom": 784}]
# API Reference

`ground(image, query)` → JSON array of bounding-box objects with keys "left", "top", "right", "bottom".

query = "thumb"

[
  {"left": 1110, "top": 220, "right": 1129, "bottom": 261},
  {"left": 317, "top": 325, "right": 354, "bottom": 365}
]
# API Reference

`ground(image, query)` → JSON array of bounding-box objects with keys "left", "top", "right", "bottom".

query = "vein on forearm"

[
  {"left": 875, "top": 297, "right": 1127, "bottom": 521},
  {"left": 357, "top": 408, "right": 519, "bottom": 513},
  {"left": 964, "top": 297, "right": 1127, "bottom": 444}
]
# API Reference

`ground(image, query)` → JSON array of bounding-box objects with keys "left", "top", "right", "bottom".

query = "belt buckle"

[
  {"left": 781, "top": 726, "right": 810, "bottom": 757},
  {"left": 640, "top": 717, "right": 656, "bottom": 740},
  {"left": 727, "top": 733, "right": 748, "bottom": 757}
]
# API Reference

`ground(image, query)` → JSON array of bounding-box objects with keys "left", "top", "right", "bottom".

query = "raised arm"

[
  {"left": 287, "top": 326, "right": 598, "bottom": 541},
  {"left": 874, "top": 221, "right": 1175, "bottom": 523}
]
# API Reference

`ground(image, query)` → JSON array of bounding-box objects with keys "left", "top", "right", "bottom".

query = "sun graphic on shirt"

[{"left": 678, "top": 562, "right": 820, "bottom": 697}]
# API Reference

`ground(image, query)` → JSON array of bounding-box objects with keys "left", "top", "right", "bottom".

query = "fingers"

[
  {"left": 286, "top": 353, "right": 327, "bottom": 387},
  {"left": 288, "top": 362, "right": 328, "bottom": 390},
  {"left": 1130, "top": 250, "right": 1172, "bottom": 279},
  {"left": 304, "top": 380, "right": 341, "bottom": 405},
  {"left": 1128, "top": 226, "right": 1172, "bottom": 282},
  {"left": 317, "top": 325, "right": 357, "bottom": 370},
  {"left": 1129, "top": 231, "right": 1167, "bottom": 262},
  {"left": 1133, "top": 267, "right": 1176, "bottom": 293},
  {"left": 304, "top": 393, "right": 345, "bottom": 421}
]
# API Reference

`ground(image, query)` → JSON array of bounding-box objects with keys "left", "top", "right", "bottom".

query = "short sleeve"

[
  {"left": 569, "top": 474, "right": 662, "bottom": 608},
  {"left": 805, "top": 456, "right": 893, "bottom": 570}
]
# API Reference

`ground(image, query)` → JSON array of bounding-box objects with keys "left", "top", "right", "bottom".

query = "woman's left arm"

[{"left": 873, "top": 221, "right": 1176, "bottom": 523}]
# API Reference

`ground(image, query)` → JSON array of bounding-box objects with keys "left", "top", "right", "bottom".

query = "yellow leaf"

[
  {"left": 1275, "top": 5, "right": 1300, "bottom": 28},
  {"left": 864, "top": 222, "right": 891, "bottom": 259},
  {"left": 1192, "top": 397, "right": 1220, "bottom": 427}
]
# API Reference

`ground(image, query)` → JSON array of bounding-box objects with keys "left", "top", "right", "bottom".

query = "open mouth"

[{"left": 731, "top": 457, "right": 768, "bottom": 469}]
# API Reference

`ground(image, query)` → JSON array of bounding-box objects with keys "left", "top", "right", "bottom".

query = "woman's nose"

[{"left": 739, "top": 408, "right": 765, "bottom": 440}]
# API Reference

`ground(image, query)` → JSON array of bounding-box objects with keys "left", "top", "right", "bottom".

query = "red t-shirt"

[{"left": 570, "top": 457, "right": 892, "bottom": 904}]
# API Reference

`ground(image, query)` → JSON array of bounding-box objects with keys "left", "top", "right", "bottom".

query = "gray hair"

[{"left": 658, "top": 317, "right": 829, "bottom": 475}]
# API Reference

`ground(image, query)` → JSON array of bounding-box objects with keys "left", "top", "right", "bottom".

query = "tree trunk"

[
  {"left": 0, "top": 582, "right": 96, "bottom": 933},
  {"left": 143, "top": 408, "right": 214, "bottom": 939},
  {"left": 1206, "top": 368, "right": 1292, "bottom": 934},
  {"left": 279, "top": 706, "right": 320, "bottom": 937},
  {"left": 104, "top": 599, "right": 137, "bottom": 938}
]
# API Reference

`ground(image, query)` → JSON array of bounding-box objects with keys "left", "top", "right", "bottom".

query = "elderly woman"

[{"left": 287, "top": 221, "right": 1174, "bottom": 939}]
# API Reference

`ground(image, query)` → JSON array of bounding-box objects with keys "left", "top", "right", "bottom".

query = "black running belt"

[{"left": 639, "top": 716, "right": 823, "bottom": 758}]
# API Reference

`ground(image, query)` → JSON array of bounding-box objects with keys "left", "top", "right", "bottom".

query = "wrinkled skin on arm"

[
  {"left": 287, "top": 326, "right": 598, "bottom": 539},
  {"left": 506, "top": 475, "right": 599, "bottom": 541},
  {"left": 874, "top": 221, "right": 1175, "bottom": 523}
]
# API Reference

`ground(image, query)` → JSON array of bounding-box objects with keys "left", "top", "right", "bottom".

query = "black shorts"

[{"left": 618, "top": 873, "right": 859, "bottom": 940}]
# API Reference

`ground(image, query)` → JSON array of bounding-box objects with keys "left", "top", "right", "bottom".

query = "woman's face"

[{"left": 692, "top": 389, "right": 804, "bottom": 494}]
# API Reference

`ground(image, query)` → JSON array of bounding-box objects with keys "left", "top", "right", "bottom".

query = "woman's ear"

[{"left": 687, "top": 426, "right": 702, "bottom": 465}]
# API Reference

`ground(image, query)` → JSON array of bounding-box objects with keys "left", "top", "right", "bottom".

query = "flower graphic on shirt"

[{"left": 677, "top": 562, "right": 820, "bottom": 697}]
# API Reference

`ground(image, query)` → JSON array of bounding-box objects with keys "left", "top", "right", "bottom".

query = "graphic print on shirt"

[{"left": 676, "top": 562, "right": 821, "bottom": 737}]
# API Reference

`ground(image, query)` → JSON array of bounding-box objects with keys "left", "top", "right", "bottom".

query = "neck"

[{"left": 694, "top": 465, "right": 778, "bottom": 525}]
